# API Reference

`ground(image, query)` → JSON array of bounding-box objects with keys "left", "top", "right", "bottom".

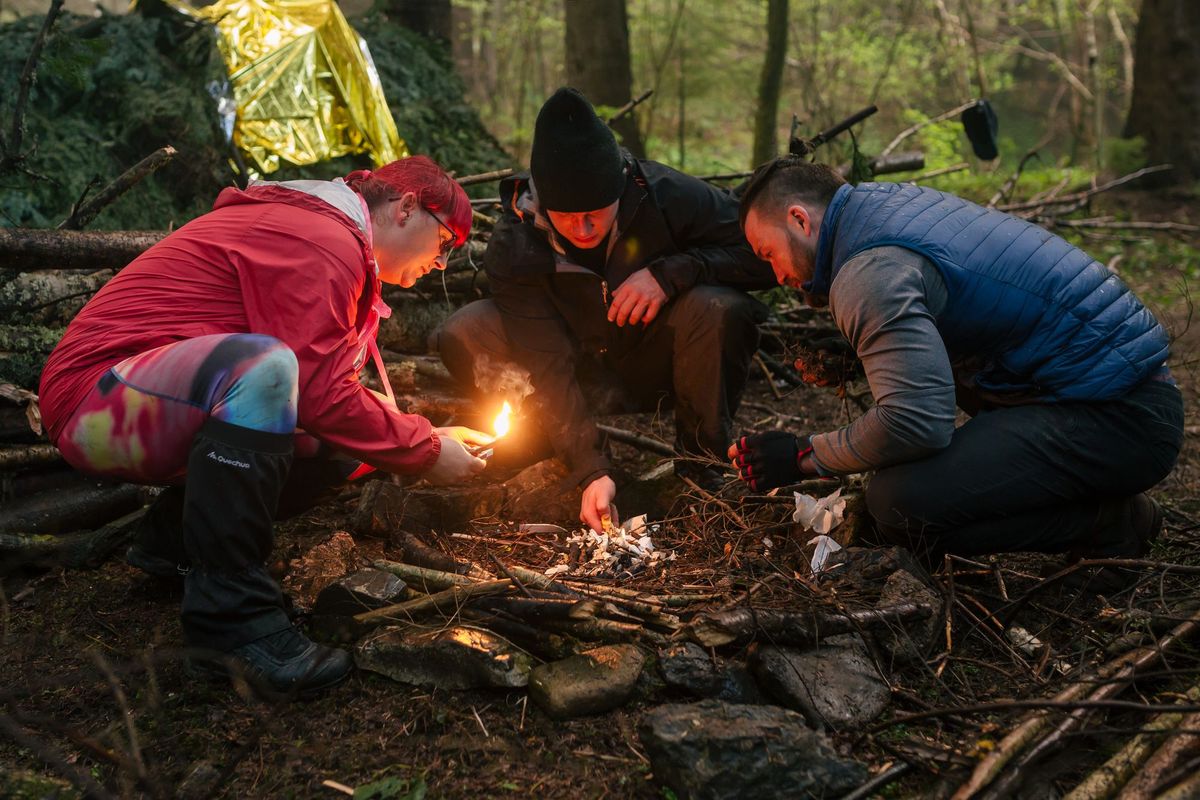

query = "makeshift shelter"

[{"left": 159, "top": 0, "right": 406, "bottom": 175}]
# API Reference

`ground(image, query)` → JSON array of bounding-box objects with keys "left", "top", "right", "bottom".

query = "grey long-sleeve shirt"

[{"left": 809, "top": 246, "right": 958, "bottom": 475}]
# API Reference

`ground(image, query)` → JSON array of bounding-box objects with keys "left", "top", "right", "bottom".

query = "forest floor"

[{"left": 1, "top": 189, "right": 1199, "bottom": 799}]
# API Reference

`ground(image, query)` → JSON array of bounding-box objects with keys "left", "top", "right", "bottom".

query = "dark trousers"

[
  {"left": 435, "top": 286, "right": 766, "bottom": 460},
  {"left": 865, "top": 379, "right": 1184, "bottom": 557}
]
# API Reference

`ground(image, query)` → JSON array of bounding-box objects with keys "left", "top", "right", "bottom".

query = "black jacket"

[{"left": 483, "top": 157, "right": 774, "bottom": 486}]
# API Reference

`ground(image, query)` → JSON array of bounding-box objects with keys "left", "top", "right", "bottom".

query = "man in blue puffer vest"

[{"left": 728, "top": 157, "right": 1183, "bottom": 574}]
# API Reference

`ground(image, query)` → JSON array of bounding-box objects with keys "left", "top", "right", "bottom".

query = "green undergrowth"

[{"left": 0, "top": 9, "right": 509, "bottom": 231}]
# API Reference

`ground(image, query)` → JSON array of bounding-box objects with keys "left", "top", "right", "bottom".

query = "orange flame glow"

[{"left": 493, "top": 401, "right": 512, "bottom": 438}]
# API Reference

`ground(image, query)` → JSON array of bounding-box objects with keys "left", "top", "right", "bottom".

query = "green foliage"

[
  {"left": 353, "top": 774, "right": 427, "bottom": 800},
  {"left": 1105, "top": 135, "right": 1147, "bottom": 176},
  {"left": 0, "top": 9, "right": 508, "bottom": 230}
]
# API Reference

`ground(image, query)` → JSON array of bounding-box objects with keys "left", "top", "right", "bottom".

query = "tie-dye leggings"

[{"left": 55, "top": 333, "right": 331, "bottom": 485}]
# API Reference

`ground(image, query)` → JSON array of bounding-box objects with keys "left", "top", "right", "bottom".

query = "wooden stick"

[
  {"left": 372, "top": 559, "right": 474, "bottom": 591},
  {"left": 0, "top": 228, "right": 167, "bottom": 271},
  {"left": 0, "top": 443, "right": 61, "bottom": 470},
  {"left": 954, "top": 605, "right": 1200, "bottom": 800},
  {"left": 456, "top": 168, "right": 513, "bottom": 187},
  {"left": 353, "top": 579, "right": 512, "bottom": 625},
  {"left": 58, "top": 146, "right": 177, "bottom": 231},
  {"left": 879, "top": 99, "right": 977, "bottom": 158},
  {"left": 688, "top": 602, "right": 934, "bottom": 647},
  {"left": 997, "top": 165, "right": 1174, "bottom": 212},
  {"left": 1064, "top": 685, "right": 1200, "bottom": 799},
  {"left": 606, "top": 89, "right": 654, "bottom": 125},
  {"left": 595, "top": 423, "right": 675, "bottom": 457},
  {"left": 0, "top": 0, "right": 65, "bottom": 174},
  {"left": 1119, "top": 709, "right": 1200, "bottom": 799}
]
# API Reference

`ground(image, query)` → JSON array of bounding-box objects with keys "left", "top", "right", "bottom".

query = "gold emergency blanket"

[{"left": 161, "top": 0, "right": 406, "bottom": 175}]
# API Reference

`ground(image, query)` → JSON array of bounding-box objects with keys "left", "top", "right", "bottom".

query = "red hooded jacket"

[{"left": 39, "top": 181, "right": 440, "bottom": 473}]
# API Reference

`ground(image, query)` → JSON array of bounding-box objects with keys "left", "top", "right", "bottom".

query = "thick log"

[
  {"left": 0, "top": 481, "right": 141, "bottom": 535},
  {"left": 0, "top": 444, "right": 62, "bottom": 470},
  {"left": 0, "top": 465, "right": 79, "bottom": 504},
  {"left": 1118, "top": 709, "right": 1200, "bottom": 799},
  {"left": 0, "top": 269, "right": 114, "bottom": 326},
  {"left": 0, "top": 406, "right": 41, "bottom": 443},
  {"left": 686, "top": 602, "right": 935, "bottom": 647},
  {"left": 0, "top": 228, "right": 166, "bottom": 271},
  {"left": 475, "top": 595, "right": 599, "bottom": 621},
  {"left": 0, "top": 507, "right": 145, "bottom": 573}
]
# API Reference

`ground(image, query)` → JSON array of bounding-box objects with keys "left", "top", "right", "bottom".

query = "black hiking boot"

[
  {"left": 125, "top": 486, "right": 190, "bottom": 579},
  {"left": 1063, "top": 493, "right": 1163, "bottom": 593},
  {"left": 190, "top": 624, "right": 353, "bottom": 699}
]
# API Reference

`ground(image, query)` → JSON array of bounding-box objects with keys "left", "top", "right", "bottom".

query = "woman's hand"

[
  {"left": 424, "top": 430, "right": 487, "bottom": 485},
  {"left": 434, "top": 426, "right": 494, "bottom": 449}
]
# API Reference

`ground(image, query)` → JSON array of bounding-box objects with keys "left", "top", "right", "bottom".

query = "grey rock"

[
  {"left": 751, "top": 637, "right": 890, "bottom": 729},
  {"left": 352, "top": 480, "right": 505, "bottom": 536},
  {"left": 658, "top": 642, "right": 722, "bottom": 696},
  {"left": 312, "top": 569, "right": 407, "bottom": 616},
  {"left": 310, "top": 569, "right": 409, "bottom": 643},
  {"left": 529, "top": 644, "right": 646, "bottom": 719},
  {"left": 177, "top": 760, "right": 222, "bottom": 800},
  {"left": 501, "top": 460, "right": 580, "bottom": 523},
  {"left": 355, "top": 626, "right": 531, "bottom": 689},
  {"left": 639, "top": 700, "right": 868, "bottom": 800},
  {"left": 715, "top": 661, "right": 767, "bottom": 704},
  {"left": 822, "top": 545, "right": 930, "bottom": 589},
  {"left": 875, "top": 569, "right": 942, "bottom": 666}
]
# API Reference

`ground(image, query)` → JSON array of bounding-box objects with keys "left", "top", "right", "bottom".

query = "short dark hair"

[{"left": 738, "top": 157, "right": 847, "bottom": 228}]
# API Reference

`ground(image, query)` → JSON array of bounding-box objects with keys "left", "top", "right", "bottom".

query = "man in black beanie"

[{"left": 436, "top": 87, "right": 775, "bottom": 533}]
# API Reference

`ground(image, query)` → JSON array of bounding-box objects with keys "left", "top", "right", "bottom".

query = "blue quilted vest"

[{"left": 809, "top": 183, "right": 1169, "bottom": 401}]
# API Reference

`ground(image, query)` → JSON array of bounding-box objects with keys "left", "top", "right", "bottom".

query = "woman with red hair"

[{"left": 39, "top": 155, "right": 486, "bottom": 698}]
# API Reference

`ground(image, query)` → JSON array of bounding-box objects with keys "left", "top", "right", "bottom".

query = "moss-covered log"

[
  {"left": 0, "top": 507, "right": 145, "bottom": 573},
  {"left": 0, "top": 324, "right": 63, "bottom": 390},
  {"left": 0, "top": 480, "right": 141, "bottom": 535}
]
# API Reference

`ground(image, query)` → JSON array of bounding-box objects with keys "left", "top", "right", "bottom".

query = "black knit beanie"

[{"left": 530, "top": 88, "right": 626, "bottom": 212}]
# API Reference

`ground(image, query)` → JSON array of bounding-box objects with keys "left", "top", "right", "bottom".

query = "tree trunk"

[
  {"left": 564, "top": 0, "right": 645, "bottom": 158},
  {"left": 0, "top": 228, "right": 165, "bottom": 271},
  {"left": 1125, "top": 0, "right": 1200, "bottom": 184},
  {"left": 752, "top": 0, "right": 789, "bottom": 167},
  {"left": 386, "top": 0, "right": 453, "bottom": 42}
]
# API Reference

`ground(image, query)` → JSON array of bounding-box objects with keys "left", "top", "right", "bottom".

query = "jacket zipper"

[{"left": 601, "top": 279, "right": 609, "bottom": 306}]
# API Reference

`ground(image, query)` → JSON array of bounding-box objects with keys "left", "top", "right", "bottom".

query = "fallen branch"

[
  {"left": 58, "top": 146, "right": 177, "bottom": 231},
  {"left": 879, "top": 99, "right": 977, "bottom": 158},
  {"left": 353, "top": 578, "right": 512, "bottom": 626},
  {"left": 0, "top": 228, "right": 166, "bottom": 271},
  {"left": 0, "top": 508, "right": 145, "bottom": 575},
  {"left": 456, "top": 168, "right": 513, "bottom": 187},
  {"left": 997, "top": 165, "right": 1174, "bottom": 213},
  {"left": 1120, "top": 708, "right": 1200, "bottom": 799},
  {"left": 952, "top": 605, "right": 1200, "bottom": 800},
  {"left": 372, "top": 559, "right": 474, "bottom": 591},
  {"left": 0, "top": 481, "right": 141, "bottom": 535},
  {"left": 0, "top": 0, "right": 65, "bottom": 174},
  {"left": 687, "top": 601, "right": 934, "bottom": 647},
  {"left": 0, "top": 444, "right": 61, "bottom": 470},
  {"left": 606, "top": 89, "right": 653, "bottom": 125},
  {"left": 595, "top": 423, "right": 675, "bottom": 457}
]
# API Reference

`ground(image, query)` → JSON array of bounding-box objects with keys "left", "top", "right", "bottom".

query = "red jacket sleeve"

[{"left": 231, "top": 204, "right": 440, "bottom": 473}]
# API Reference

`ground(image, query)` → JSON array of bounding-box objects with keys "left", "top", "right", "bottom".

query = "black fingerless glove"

[{"left": 731, "top": 431, "right": 814, "bottom": 492}]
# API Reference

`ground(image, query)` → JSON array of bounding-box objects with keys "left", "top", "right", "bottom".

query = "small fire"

[{"left": 493, "top": 401, "right": 512, "bottom": 438}]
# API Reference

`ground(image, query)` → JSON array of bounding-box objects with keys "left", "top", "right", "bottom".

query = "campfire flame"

[{"left": 493, "top": 401, "right": 512, "bottom": 438}]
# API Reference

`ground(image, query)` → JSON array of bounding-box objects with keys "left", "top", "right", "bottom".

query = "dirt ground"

[{"left": 2, "top": 189, "right": 1199, "bottom": 799}]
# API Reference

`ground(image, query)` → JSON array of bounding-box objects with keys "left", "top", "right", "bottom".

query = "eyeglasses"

[{"left": 423, "top": 207, "right": 456, "bottom": 258}]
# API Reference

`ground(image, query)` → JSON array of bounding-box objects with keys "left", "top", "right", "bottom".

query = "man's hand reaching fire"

[
  {"left": 580, "top": 475, "right": 619, "bottom": 534},
  {"left": 608, "top": 268, "right": 668, "bottom": 327}
]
